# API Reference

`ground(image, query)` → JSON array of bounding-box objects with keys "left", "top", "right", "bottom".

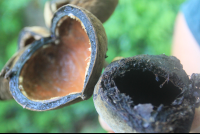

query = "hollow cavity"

[
  {"left": 24, "top": 36, "right": 36, "bottom": 47},
  {"left": 114, "top": 69, "right": 181, "bottom": 106},
  {"left": 19, "top": 16, "right": 91, "bottom": 100}
]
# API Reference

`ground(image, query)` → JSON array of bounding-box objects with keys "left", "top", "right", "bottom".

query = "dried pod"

[
  {"left": 44, "top": 0, "right": 119, "bottom": 27},
  {"left": 0, "top": 5, "right": 107, "bottom": 111},
  {"left": 93, "top": 54, "right": 200, "bottom": 133},
  {"left": 18, "top": 26, "right": 50, "bottom": 50}
]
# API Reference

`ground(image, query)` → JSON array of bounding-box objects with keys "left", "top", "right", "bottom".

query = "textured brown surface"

[{"left": 20, "top": 18, "right": 91, "bottom": 100}]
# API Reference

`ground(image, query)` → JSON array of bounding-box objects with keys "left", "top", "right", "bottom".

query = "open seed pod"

[
  {"left": 0, "top": 5, "right": 107, "bottom": 111},
  {"left": 18, "top": 26, "right": 50, "bottom": 50},
  {"left": 44, "top": 0, "right": 119, "bottom": 27},
  {"left": 93, "top": 54, "right": 200, "bottom": 133}
]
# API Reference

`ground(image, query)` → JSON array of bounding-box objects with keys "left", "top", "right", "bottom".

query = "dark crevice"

[
  {"left": 24, "top": 37, "right": 36, "bottom": 47},
  {"left": 114, "top": 69, "right": 181, "bottom": 106}
]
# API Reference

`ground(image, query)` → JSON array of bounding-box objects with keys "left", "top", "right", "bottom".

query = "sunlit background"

[{"left": 0, "top": 0, "right": 185, "bottom": 133}]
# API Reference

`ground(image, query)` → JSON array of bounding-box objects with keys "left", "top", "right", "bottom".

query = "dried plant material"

[
  {"left": 93, "top": 54, "right": 200, "bottom": 133},
  {"left": 0, "top": 5, "right": 107, "bottom": 111}
]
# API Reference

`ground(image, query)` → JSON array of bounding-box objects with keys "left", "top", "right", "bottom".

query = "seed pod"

[
  {"left": 0, "top": 5, "right": 107, "bottom": 111},
  {"left": 18, "top": 26, "right": 50, "bottom": 50},
  {"left": 93, "top": 54, "right": 200, "bottom": 133},
  {"left": 0, "top": 27, "right": 49, "bottom": 100},
  {"left": 44, "top": 0, "right": 119, "bottom": 27}
]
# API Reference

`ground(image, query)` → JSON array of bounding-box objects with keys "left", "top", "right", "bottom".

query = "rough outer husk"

[
  {"left": 93, "top": 54, "right": 200, "bottom": 133},
  {"left": 44, "top": 0, "right": 119, "bottom": 27},
  {"left": 0, "top": 5, "right": 107, "bottom": 111}
]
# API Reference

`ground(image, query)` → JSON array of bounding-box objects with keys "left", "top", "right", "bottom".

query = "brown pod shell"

[
  {"left": 93, "top": 54, "right": 200, "bottom": 133},
  {"left": 44, "top": 0, "right": 119, "bottom": 27},
  {"left": 1, "top": 5, "right": 107, "bottom": 111},
  {"left": 18, "top": 27, "right": 50, "bottom": 50}
]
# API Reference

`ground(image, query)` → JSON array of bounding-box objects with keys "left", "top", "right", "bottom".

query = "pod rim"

[{"left": 9, "top": 5, "right": 98, "bottom": 111}]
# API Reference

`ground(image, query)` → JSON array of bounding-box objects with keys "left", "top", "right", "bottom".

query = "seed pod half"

[
  {"left": 93, "top": 54, "right": 200, "bottom": 133},
  {"left": 44, "top": 0, "right": 119, "bottom": 27},
  {"left": 0, "top": 5, "right": 107, "bottom": 111},
  {"left": 18, "top": 26, "right": 50, "bottom": 50}
]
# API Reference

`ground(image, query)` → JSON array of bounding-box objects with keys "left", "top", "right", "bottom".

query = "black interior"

[
  {"left": 24, "top": 37, "right": 36, "bottom": 46},
  {"left": 114, "top": 69, "right": 181, "bottom": 106}
]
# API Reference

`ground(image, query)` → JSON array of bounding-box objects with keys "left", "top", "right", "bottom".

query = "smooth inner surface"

[
  {"left": 114, "top": 69, "right": 181, "bottom": 106},
  {"left": 19, "top": 17, "right": 91, "bottom": 100}
]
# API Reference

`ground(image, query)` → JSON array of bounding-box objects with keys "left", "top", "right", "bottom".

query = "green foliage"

[
  {"left": 0, "top": 98, "right": 105, "bottom": 133},
  {"left": 0, "top": 0, "right": 29, "bottom": 69},
  {"left": 0, "top": 0, "right": 185, "bottom": 133},
  {"left": 104, "top": 0, "right": 185, "bottom": 62}
]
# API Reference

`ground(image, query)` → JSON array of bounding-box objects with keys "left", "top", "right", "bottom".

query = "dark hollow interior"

[
  {"left": 24, "top": 37, "right": 36, "bottom": 47},
  {"left": 19, "top": 17, "right": 91, "bottom": 100},
  {"left": 114, "top": 69, "right": 182, "bottom": 106}
]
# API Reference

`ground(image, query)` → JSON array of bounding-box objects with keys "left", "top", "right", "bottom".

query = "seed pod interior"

[
  {"left": 94, "top": 55, "right": 198, "bottom": 133},
  {"left": 7, "top": 5, "right": 107, "bottom": 111},
  {"left": 19, "top": 13, "right": 91, "bottom": 101}
]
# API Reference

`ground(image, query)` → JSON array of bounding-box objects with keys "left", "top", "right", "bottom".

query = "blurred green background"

[{"left": 0, "top": 0, "right": 185, "bottom": 133}]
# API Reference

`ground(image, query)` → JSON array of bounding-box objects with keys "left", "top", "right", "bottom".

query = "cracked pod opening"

[
  {"left": 19, "top": 16, "right": 91, "bottom": 100},
  {"left": 114, "top": 69, "right": 181, "bottom": 107},
  {"left": 99, "top": 55, "right": 186, "bottom": 109},
  {"left": 94, "top": 55, "right": 197, "bottom": 133}
]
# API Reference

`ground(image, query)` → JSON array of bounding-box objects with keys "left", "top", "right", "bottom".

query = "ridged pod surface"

[
  {"left": 93, "top": 54, "right": 200, "bottom": 133},
  {"left": 0, "top": 5, "right": 107, "bottom": 111},
  {"left": 44, "top": 0, "right": 119, "bottom": 27}
]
